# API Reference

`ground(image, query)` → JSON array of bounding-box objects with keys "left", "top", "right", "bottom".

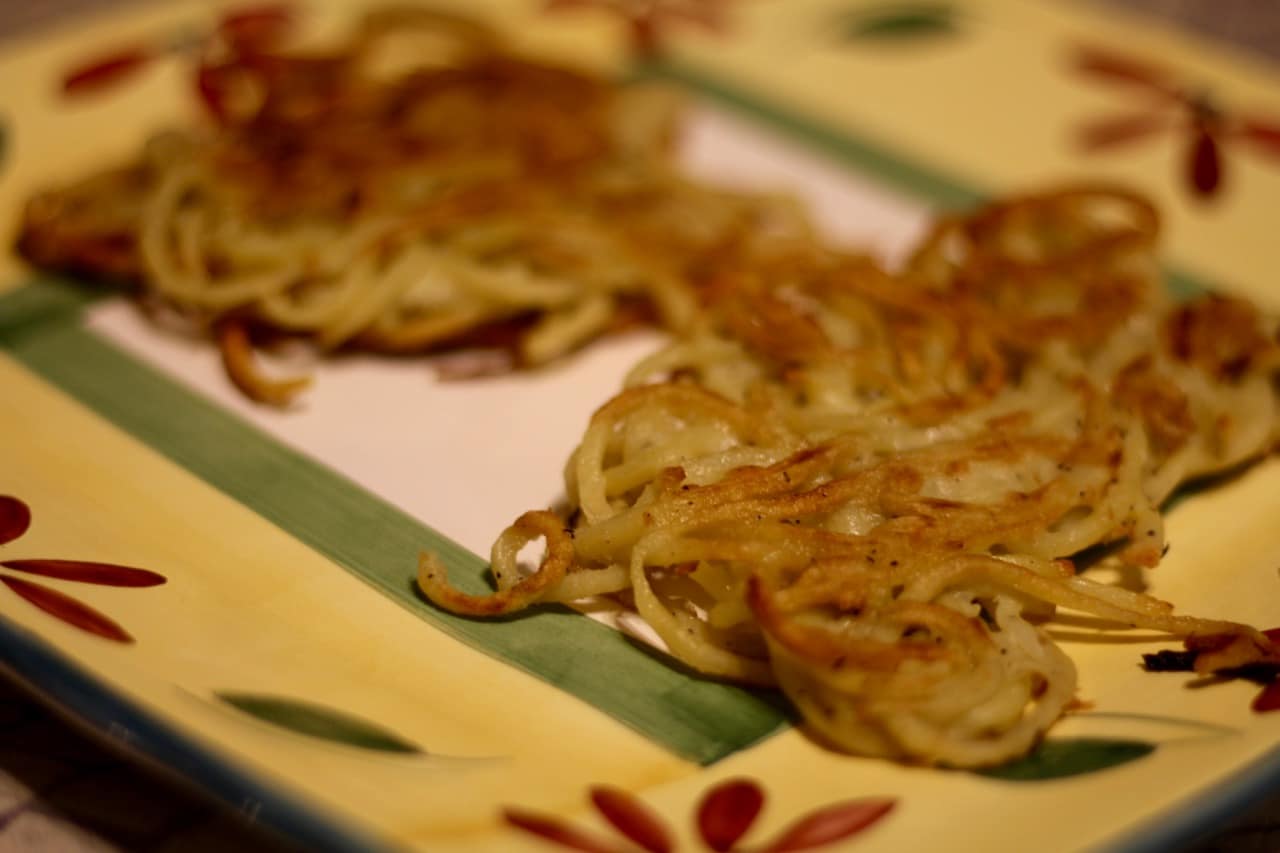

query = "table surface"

[{"left": 0, "top": 2, "right": 1278, "bottom": 851}]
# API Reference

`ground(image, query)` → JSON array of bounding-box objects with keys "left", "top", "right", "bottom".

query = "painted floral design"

[
  {"left": 1070, "top": 43, "right": 1280, "bottom": 201},
  {"left": 59, "top": 3, "right": 294, "bottom": 120},
  {"left": 542, "top": 0, "right": 737, "bottom": 60},
  {"left": 1256, "top": 678, "right": 1280, "bottom": 713},
  {"left": 503, "top": 777, "right": 895, "bottom": 852},
  {"left": 0, "top": 496, "right": 165, "bottom": 643},
  {"left": 504, "top": 732, "right": 1176, "bottom": 850}
]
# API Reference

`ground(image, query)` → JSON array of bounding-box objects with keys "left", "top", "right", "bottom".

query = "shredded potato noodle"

[
  {"left": 19, "top": 8, "right": 810, "bottom": 403},
  {"left": 419, "top": 184, "right": 1280, "bottom": 767}
]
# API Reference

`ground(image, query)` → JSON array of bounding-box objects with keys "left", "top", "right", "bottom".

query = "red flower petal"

[
  {"left": 218, "top": 4, "right": 294, "bottom": 51},
  {"left": 1187, "top": 128, "right": 1223, "bottom": 198},
  {"left": 1254, "top": 680, "right": 1280, "bottom": 713},
  {"left": 1071, "top": 44, "right": 1183, "bottom": 99},
  {"left": 195, "top": 62, "right": 239, "bottom": 124},
  {"left": 540, "top": 0, "right": 731, "bottom": 58},
  {"left": 1238, "top": 117, "right": 1280, "bottom": 161},
  {"left": 697, "top": 778, "right": 765, "bottom": 852},
  {"left": 629, "top": 17, "right": 662, "bottom": 60},
  {"left": 589, "top": 786, "right": 673, "bottom": 853},
  {"left": 759, "top": 798, "right": 897, "bottom": 853},
  {"left": 1254, "top": 629, "right": 1280, "bottom": 713},
  {"left": 62, "top": 47, "right": 154, "bottom": 95},
  {"left": 502, "top": 807, "right": 624, "bottom": 853},
  {"left": 1076, "top": 111, "right": 1171, "bottom": 151},
  {"left": 0, "top": 559, "right": 165, "bottom": 587},
  {"left": 0, "top": 496, "right": 31, "bottom": 545},
  {"left": 0, "top": 576, "right": 132, "bottom": 643}
]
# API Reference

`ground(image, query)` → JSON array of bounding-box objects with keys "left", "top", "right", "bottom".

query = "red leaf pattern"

[
  {"left": 1071, "top": 44, "right": 1280, "bottom": 201},
  {"left": 507, "top": 777, "right": 895, "bottom": 852},
  {"left": 0, "top": 559, "right": 166, "bottom": 587},
  {"left": 218, "top": 4, "right": 295, "bottom": 51},
  {"left": 696, "top": 778, "right": 764, "bottom": 852},
  {"left": 1238, "top": 118, "right": 1280, "bottom": 160},
  {"left": 0, "top": 496, "right": 30, "bottom": 545},
  {"left": 1254, "top": 680, "right": 1280, "bottom": 713},
  {"left": 194, "top": 63, "right": 237, "bottom": 124},
  {"left": 502, "top": 808, "right": 625, "bottom": 853},
  {"left": 590, "top": 786, "right": 673, "bottom": 853},
  {"left": 759, "top": 798, "right": 896, "bottom": 853},
  {"left": 1076, "top": 111, "right": 1170, "bottom": 151},
  {"left": 62, "top": 47, "right": 155, "bottom": 95},
  {"left": 1253, "top": 628, "right": 1280, "bottom": 712},
  {"left": 0, "top": 576, "right": 132, "bottom": 643},
  {"left": 1188, "top": 129, "right": 1223, "bottom": 197},
  {"left": 1071, "top": 45, "right": 1182, "bottom": 98},
  {"left": 0, "top": 498, "right": 163, "bottom": 642},
  {"left": 541, "top": 0, "right": 734, "bottom": 60}
]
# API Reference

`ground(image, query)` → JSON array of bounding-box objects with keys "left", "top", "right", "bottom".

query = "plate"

[{"left": 1, "top": 2, "right": 1279, "bottom": 851}]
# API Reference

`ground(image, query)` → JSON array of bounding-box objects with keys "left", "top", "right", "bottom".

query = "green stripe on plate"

[
  {"left": 0, "top": 278, "right": 790, "bottom": 765},
  {"left": 639, "top": 59, "right": 987, "bottom": 210},
  {"left": 645, "top": 59, "right": 1207, "bottom": 296}
]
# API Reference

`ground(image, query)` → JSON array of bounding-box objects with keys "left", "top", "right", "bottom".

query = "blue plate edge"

[
  {"left": 0, "top": 614, "right": 397, "bottom": 853},
  {"left": 1094, "top": 737, "right": 1280, "bottom": 853}
]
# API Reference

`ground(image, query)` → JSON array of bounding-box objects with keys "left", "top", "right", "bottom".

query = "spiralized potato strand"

[{"left": 421, "top": 184, "right": 1280, "bottom": 767}]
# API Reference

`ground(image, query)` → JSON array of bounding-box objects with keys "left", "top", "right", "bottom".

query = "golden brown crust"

[
  {"left": 215, "top": 319, "right": 313, "bottom": 407},
  {"left": 418, "top": 183, "right": 1279, "bottom": 766}
]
